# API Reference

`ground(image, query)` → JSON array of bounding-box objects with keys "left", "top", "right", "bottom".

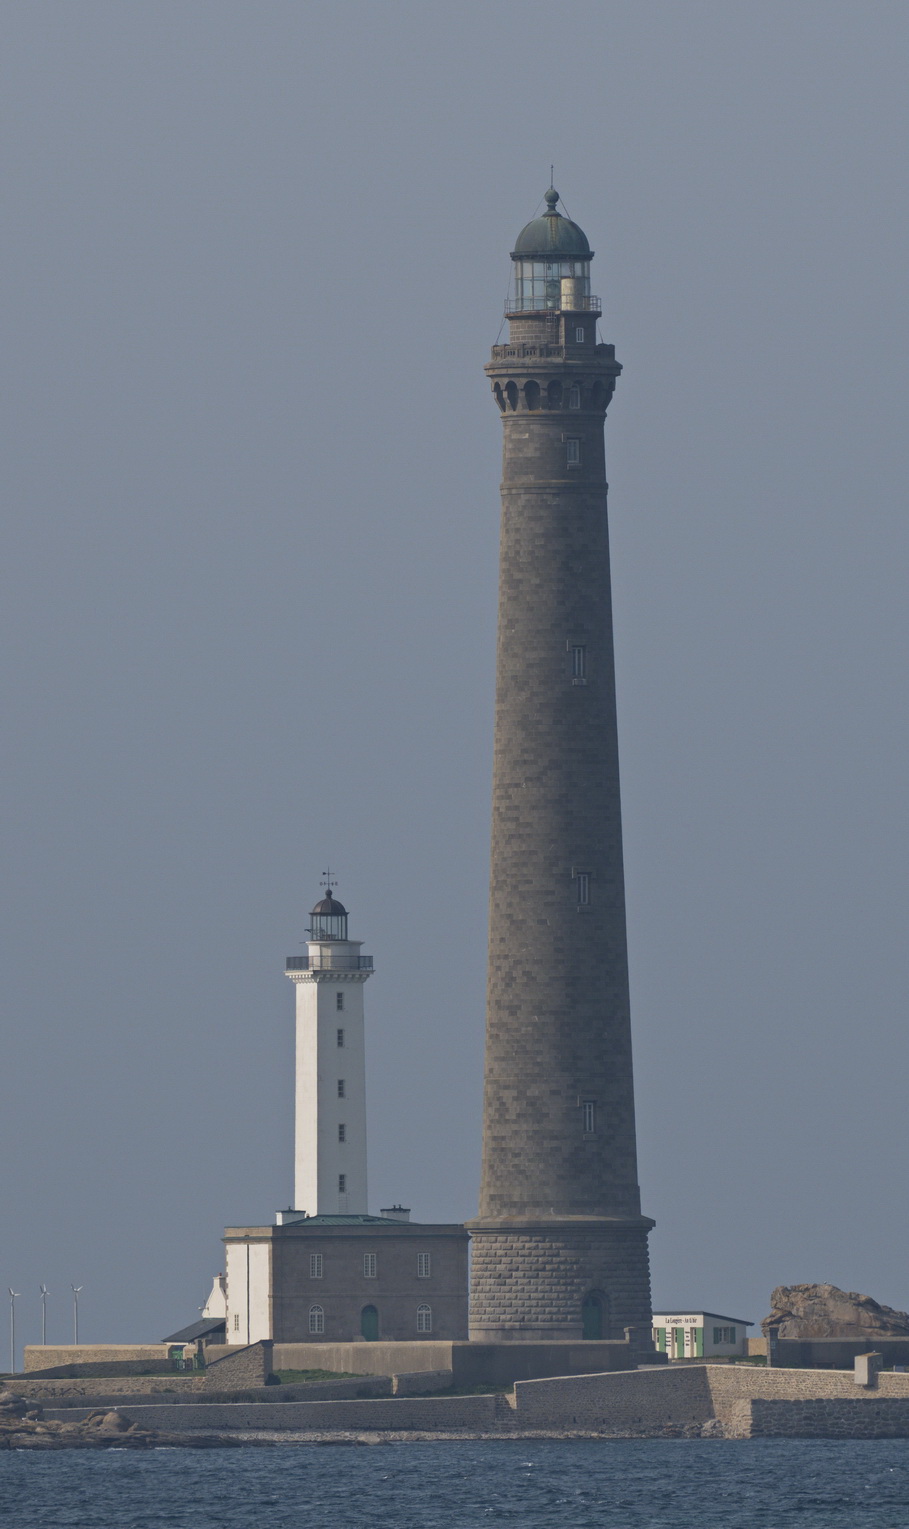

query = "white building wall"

[
  {"left": 653, "top": 1312, "right": 749, "bottom": 1359},
  {"left": 292, "top": 945, "right": 370, "bottom": 1216},
  {"left": 702, "top": 1316, "right": 748, "bottom": 1357},
  {"left": 202, "top": 1274, "right": 227, "bottom": 1319},
  {"left": 225, "top": 1240, "right": 273, "bottom": 1345},
  {"left": 248, "top": 1243, "right": 271, "bottom": 1342}
]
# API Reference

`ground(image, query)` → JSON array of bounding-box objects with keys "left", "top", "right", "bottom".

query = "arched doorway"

[
  {"left": 582, "top": 1291, "right": 604, "bottom": 1340},
  {"left": 361, "top": 1304, "right": 379, "bottom": 1341}
]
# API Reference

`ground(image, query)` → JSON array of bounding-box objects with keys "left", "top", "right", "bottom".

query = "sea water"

[{"left": 2, "top": 1438, "right": 909, "bottom": 1528}]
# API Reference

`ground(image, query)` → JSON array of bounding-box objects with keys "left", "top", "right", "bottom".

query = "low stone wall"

[
  {"left": 452, "top": 1342, "right": 642, "bottom": 1387},
  {"left": 392, "top": 1370, "right": 454, "bottom": 1396},
  {"left": 270, "top": 1341, "right": 454, "bottom": 1377},
  {"left": 39, "top": 1376, "right": 395, "bottom": 1410},
  {"left": 203, "top": 1343, "right": 272, "bottom": 1389},
  {"left": 44, "top": 1394, "right": 498, "bottom": 1433},
  {"left": 6, "top": 1375, "right": 205, "bottom": 1401},
  {"left": 772, "top": 1337, "right": 909, "bottom": 1369},
  {"left": 269, "top": 1339, "right": 641, "bottom": 1387},
  {"left": 22, "top": 1346, "right": 173, "bottom": 1377},
  {"left": 514, "top": 1366, "right": 713, "bottom": 1429}
]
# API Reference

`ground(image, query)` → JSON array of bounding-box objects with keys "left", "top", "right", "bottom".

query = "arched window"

[
  {"left": 523, "top": 380, "right": 540, "bottom": 412},
  {"left": 309, "top": 1304, "right": 324, "bottom": 1335},
  {"left": 417, "top": 1304, "right": 432, "bottom": 1334},
  {"left": 361, "top": 1304, "right": 379, "bottom": 1341}
]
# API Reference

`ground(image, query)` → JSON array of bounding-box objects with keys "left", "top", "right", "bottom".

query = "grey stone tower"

[{"left": 467, "top": 190, "right": 654, "bottom": 1345}]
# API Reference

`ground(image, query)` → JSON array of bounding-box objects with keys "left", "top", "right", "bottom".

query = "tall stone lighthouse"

[{"left": 467, "top": 190, "right": 654, "bottom": 1346}]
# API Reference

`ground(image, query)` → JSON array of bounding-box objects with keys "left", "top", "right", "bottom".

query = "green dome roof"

[{"left": 511, "top": 189, "right": 592, "bottom": 260}]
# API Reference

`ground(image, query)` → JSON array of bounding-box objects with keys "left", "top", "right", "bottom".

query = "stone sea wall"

[
  {"left": 28, "top": 1359, "right": 909, "bottom": 1439},
  {"left": 746, "top": 1399, "right": 909, "bottom": 1438},
  {"left": 45, "top": 1394, "right": 498, "bottom": 1433},
  {"left": 513, "top": 1363, "right": 909, "bottom": 1437}
]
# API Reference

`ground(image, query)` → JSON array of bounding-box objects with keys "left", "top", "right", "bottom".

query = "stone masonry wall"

[
  {"left": 203, "top": 1342, "right": 272, "bottom": 1389},
  {"left": 23, "top": 1345, "right": 171, "bottom": 1375},
  {"left": 268, "top": 1223, "right": 468, "bottom": 1344},
  {"left": 392, "top": 1370, "right": 453, "bottom": 1395},
  {"left": 45, "top": 1394, "right": 498, "bottom": 1433},
  {"left": 707, "top": 1366, "right": 909, "bottom": 1410},
  {"left": 514, "top": 1365, "right": 713, "bottom": 1428},
  {"left": 472, "top": 293, "right": 652, "bottom": 1343},
  {"left": 43, "top": 1377, "right": 395, "bottom": 1410},
  {"left": 270, "top": 1340, "right": 454, "bottom": 1376},
  {"left": 39, "top": 1365, "right": 909, "bottom": 1437},
  {"left": 478, "top": 381, "right": 640, "bottom": 1223},
  {"left": 270, "top": 1339, "right": 645, "bottom": 1387},
  {"left": 746, "top": 1399, "right": 909, "bottom": 1438},
  {"left": 513, "top": 1363, "right": 909, "bottom": 1436},
  {"left": 469, "top": 1224, "right": 652, "bottom": 1340},
  {"left": 8, "top": 1376, "right": 205, "bottom": 1401}
]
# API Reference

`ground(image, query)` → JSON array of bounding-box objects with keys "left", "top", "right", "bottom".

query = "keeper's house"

[
  {"left": 652, "top": 1310, "right": 753, "bottom": 1359},
  {"left": 225, "top": 1213, "right": 469, "bottom": 1344}
]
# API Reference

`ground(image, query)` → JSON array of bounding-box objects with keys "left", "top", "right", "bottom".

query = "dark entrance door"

[
  {"left": 361, "top": 1304, "right": 379, "bottom": 1341},
  {"left": 582, "top": 1292, "right": 603, "bottom": 1339}
]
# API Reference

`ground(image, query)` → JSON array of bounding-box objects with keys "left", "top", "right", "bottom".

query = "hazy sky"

[{"left": 2, "top": 1, "right": 908, "bottom": 1353}]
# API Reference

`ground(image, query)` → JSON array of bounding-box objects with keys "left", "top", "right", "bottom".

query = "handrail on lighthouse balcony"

[
  {"left": 489, "top": 341, "right": 617, "bottom": 362},
  {"left": 285, "top": 953, "right": 373, "bottom": 972},
  {"left": 506, "top": 294, "right": 601, "bottom": 315}
]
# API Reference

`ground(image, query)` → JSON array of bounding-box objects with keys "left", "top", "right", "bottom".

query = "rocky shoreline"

[{"left": 0, "top": 1390, "right": 252, "bottom": 1451}]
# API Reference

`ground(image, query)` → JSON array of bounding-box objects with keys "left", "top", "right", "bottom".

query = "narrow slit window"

[
  {"left": 575, "top": 326, "right": 585, "bottom": 343},
  {"left": 583, "top": 1100, "right": 596, "bottom": 1134},
  {"left": 338, "top": 1123, "right": 346, "bottom": 1142},
  {"left": 338, "top": 1173, "right": 346, "bottom": 1193},
  {"left": 576, "top": 872, "right": 590, "bottom": 905},
  {"left": 336, "top": 991, "right": 344, "bottom": 1012},
  {"left": 232, "top": 1313, "right": 240, "bottom": 1332},
  {"left": 337, "top": 1027, "right": 345, "bottom": 1047},
  {"left": 310, "top": 1253, "right": 323, "bottom": 1279},
  {"left": 569, "top": 383, "right": 581, "bottom": 409},
  {"left": 566, "top": 438, "right": 580, "bottom": 468},
  {"left": 363, "top": 1253, "right": 377, "bottom": 1278},
  {"left": 571, "top": 644, "right": 587, "bottom": 680},
  {"left": 337, "top": 1079, "right": 345, "bottom": 1098}
]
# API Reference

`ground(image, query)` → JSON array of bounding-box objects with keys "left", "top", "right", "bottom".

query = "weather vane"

[{"left": 320, "top": 868, "right": 338, "bottom": 893}]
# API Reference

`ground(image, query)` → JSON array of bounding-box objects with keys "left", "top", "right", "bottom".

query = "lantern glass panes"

[{"left": 513, "top": 260, "right": 590, "bottom": 311}]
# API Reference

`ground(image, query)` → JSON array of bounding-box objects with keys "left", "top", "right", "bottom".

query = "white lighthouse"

[{"left": 284, "top": 887, "right": 373, "bottom": 1215}]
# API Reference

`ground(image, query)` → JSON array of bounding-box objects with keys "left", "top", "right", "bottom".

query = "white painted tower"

[{"left": 284, "top": 889, "right": 373, "bottom": 1215}]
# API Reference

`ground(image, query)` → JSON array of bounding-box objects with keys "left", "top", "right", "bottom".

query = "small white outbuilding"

[{"left": 652, "top": 1310, "right": 753, "bottom": 1359}]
